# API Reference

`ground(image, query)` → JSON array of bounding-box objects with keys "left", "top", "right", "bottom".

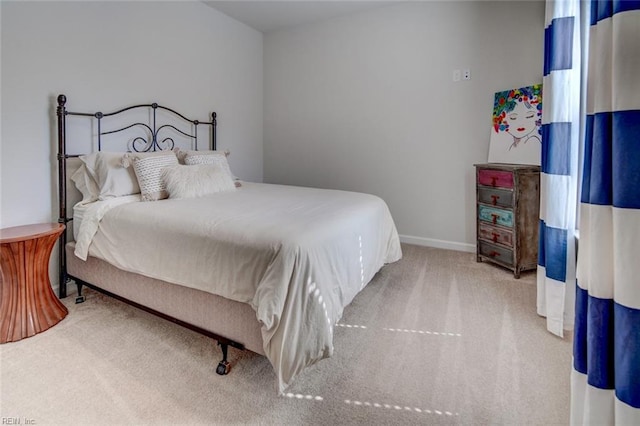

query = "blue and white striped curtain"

[
  {"left": 571, "top": 1, "right": 640, "bottom": 424},
  {"left": 538, "top": 0, "right": 581, "bottom": 337}
]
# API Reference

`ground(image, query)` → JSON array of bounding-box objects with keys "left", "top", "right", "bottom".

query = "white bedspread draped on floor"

[
  {"left": 571, "top": 1, "right": 640, "bottom": 424},
  {"left": 74, "top": 182, "right": 402, "bottom": 393}
]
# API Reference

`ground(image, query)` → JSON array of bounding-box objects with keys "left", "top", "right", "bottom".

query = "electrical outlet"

[
  {"left": 463, "top": 69, "right": 471, "bottom": 80},
  {"left": 453, "top": 69, "right": 461, "bottom": 82}
]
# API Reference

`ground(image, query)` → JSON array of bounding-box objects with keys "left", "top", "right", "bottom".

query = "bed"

[{"left": 56, "top": 94, "right": 402, "bottom": 393}]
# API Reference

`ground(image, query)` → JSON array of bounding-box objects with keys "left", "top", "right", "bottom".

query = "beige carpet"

[{"left": 0, "top": 244, "right": 571, "bottom": 425}]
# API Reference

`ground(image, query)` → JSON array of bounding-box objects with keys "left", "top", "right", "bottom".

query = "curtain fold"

[
  {"left": 538, "top": 0, "right": 581, "bottom": 336},
  {"left": 571, "top": 0, "right": 640, "bottom": 424}
]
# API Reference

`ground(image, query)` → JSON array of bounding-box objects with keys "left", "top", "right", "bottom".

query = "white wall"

[
  {"left": 0, "top": 1, "right": 262, "bottom": 292},
  {"left": 0, "top": 0, "right": 263, "bottom": 231},
  {"left": 264, "top": 1, "right": 545, "bottom": 251}
]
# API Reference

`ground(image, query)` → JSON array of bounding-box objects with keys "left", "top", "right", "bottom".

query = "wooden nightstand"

[{"left": 0, "top": 223, "right": 68, "bottom": 343}]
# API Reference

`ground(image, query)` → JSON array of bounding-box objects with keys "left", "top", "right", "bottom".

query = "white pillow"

[
  {"left": 80, "top": 152, "right": 139, "bottom": 200},
  {"left": 78, "top": 152, "right": 99, "bottom": 185},
  {"left": 161, "top": 164, "right": 236, "bottom": 199},
  {"left": 132, "top": 154, "right": 179, "bottom": 201},
  {"left": 70, "top": 163, "right": 100, "bottom": 204}
]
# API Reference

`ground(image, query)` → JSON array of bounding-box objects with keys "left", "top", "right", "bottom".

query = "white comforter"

[{"left": 74, "top": 182, "right": 402, "bottom": 392}]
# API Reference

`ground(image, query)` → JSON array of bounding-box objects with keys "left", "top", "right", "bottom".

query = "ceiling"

[{"left": 204, "top": 1, "right": 402, "bottom": 33}]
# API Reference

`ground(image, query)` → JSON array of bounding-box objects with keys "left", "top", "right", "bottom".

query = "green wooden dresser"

[{"left": 474, "top": 163, "right": 540, "bottom": 278}]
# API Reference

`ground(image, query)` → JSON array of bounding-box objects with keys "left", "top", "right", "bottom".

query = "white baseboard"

[{"left": 399, "top": 234, "right": 476, "bottom": 253}]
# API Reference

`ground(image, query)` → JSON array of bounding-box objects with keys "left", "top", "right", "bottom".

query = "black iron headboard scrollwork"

[{"left": 56, "top": 94, "right": 217, "bottom": 299}]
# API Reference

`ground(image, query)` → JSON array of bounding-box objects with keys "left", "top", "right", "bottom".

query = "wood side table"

[{"left": 0, "top": 223, "right": 68, "bottom": 343}]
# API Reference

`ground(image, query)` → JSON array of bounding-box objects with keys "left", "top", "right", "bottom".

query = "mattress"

[
  {"left": 73, "top": 182, "right": 402, "bottom": 392},
  {"left": 66, "top": 241, "right": 265, "bottom": 355}
]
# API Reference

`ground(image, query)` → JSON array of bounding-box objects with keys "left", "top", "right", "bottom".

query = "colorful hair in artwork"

[{"left": 492, "top": 84, "right": 542, "bottom": 135}]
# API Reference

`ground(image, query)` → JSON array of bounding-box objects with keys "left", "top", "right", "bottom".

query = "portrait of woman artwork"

[{"left": 487, "top": 84, "right": 542, "bottom": 165}]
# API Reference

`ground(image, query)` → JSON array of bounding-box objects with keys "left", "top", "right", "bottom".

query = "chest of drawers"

[{"left": 474, "top": 163, "right": 540, "bottom": 278}]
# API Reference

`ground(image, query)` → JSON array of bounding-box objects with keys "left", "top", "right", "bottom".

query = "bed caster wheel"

[
  {"left": 75, "top": 295, "right": 86, "bottom": 304},
  {"left": 216, "top": 360, "right": 231, "bottom": 375}
]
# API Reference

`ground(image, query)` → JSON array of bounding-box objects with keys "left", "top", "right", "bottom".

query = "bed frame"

[{"left": 56, "top": 94, "right": 262, "bottom": 375}]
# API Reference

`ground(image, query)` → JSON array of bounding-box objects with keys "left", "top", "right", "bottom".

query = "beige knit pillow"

[{"left": 132, "top": 154, "right": 179, "bottom": 201}]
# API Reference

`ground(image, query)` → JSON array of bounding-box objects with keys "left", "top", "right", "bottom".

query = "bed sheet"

[{"left": 74, "top": 182, "right": 402, "bottom": 393}]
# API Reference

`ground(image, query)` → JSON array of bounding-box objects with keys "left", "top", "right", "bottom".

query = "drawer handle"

[
  {"left": 491, "top": 213, "right": 499, "bottom": 224},
  {"left": 489, "top": 251, "right": 501, "bottom": 257},
  {"left": 492, "top": 232, "right": 499, "bottom": 242},
  {"left": 491, "top": 195, "right": 500, "bottom": 205},
  {"left": 491, "top": 176, "right": 497, "bottom": 186}
]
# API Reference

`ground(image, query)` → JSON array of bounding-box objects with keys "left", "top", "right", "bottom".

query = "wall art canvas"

[{"left": 487, "top": 84, "right": 542, "bottom": 165}]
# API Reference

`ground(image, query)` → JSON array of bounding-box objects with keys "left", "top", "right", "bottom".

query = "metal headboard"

[{"left": 56, "top": 94, "right": 217, "bottom": 298}]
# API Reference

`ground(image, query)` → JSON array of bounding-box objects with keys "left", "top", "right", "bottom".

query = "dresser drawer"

[
  {"left": 479, "top": 241, "right": 514, "bottom": 266},
  {"left": 478, "top": 187, "right": 514, "bottom": 208},
  {"left": 479, "top": 223, "right": 513, "bottom": 247},
  {"left": 478, "top": 169, "right": 514, "bottom": 188},
  {"left": 478, "top": 205, "right": 513, "bottom": 227}
]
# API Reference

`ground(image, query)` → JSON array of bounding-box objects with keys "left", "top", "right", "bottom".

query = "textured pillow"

[
  {"left": 174, "top": 149, "right": 229, "bottom": 164},
  {"left": 161, "top": 164, "right": 236, "bottom": 199},
  {"left": 121, "top": 150, "right": 177, "bottom": 168},
  {"left": 132, "top": 154, "right": 179, "bottom": 201},
  {"left": 70, "top": 163, "right": 100, "bottom": 204},
  {"left": 184, "top": 153, "right": 234, "bottom": 179}
]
